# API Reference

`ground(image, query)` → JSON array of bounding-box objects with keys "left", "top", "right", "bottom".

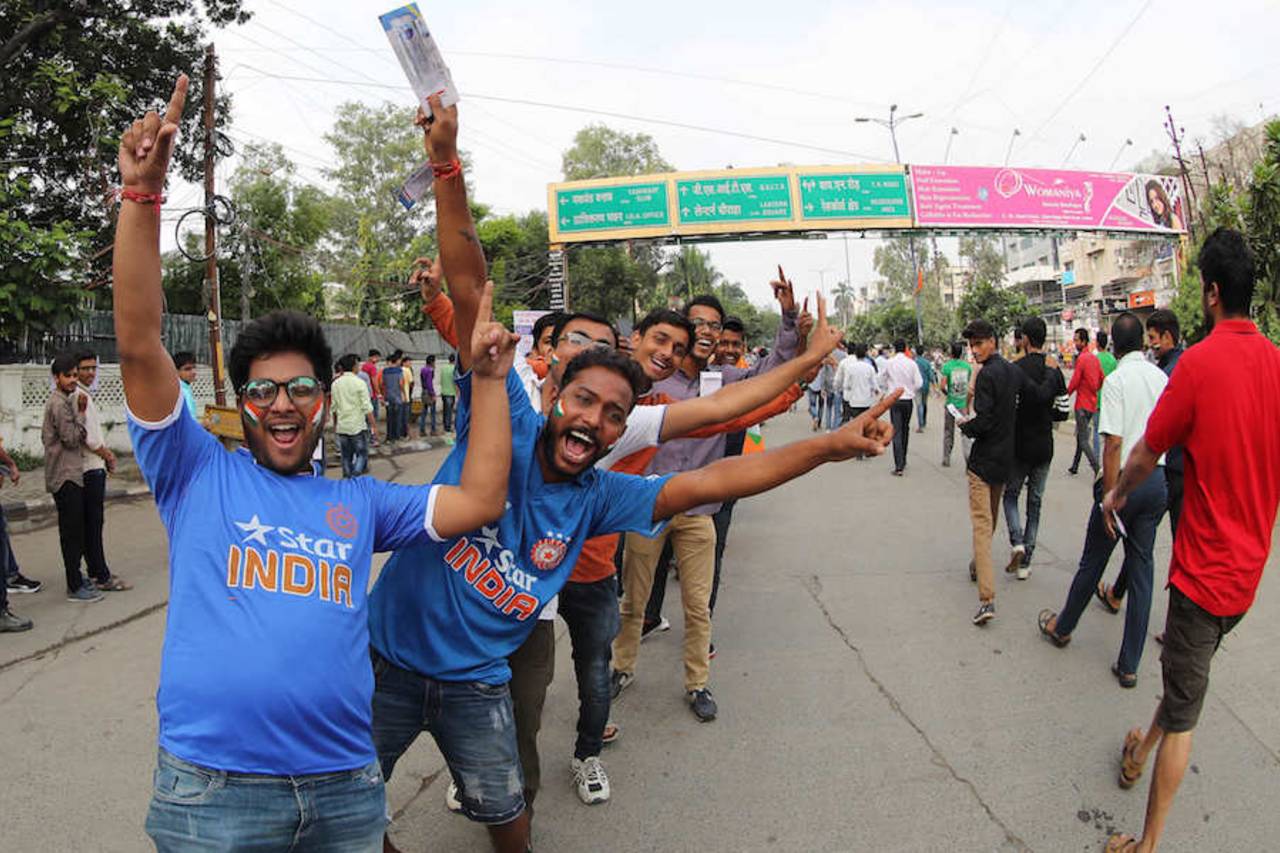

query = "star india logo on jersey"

[{"left": 224, "top": 512, "right": 358, "bottom": 608}]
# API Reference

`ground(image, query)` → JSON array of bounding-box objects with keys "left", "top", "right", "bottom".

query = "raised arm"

[
  {"left": 721, "top": 272, "right": 801, "bottom": 381},
  {"left": 429, "top": 283, "right": 519, "bottom": 539},
  {"left": 414, "top": 256, "right": 459, "bottom": 348},
  {"left": 113, "top": 75, "right": 188, "bottom": 422},
  {"left": 418, "top": 95, "right": 485, "bottom": 372},
  {"left": 659, "top": 293, "right": 840, "bottom": 441},
  {"left": 652, "top": 390, "right": 901, "bottom": 521}
]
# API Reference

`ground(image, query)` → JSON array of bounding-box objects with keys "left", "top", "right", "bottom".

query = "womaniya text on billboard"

[{"left": 909, "top": 166, "right": 1186, "bottom": 234}]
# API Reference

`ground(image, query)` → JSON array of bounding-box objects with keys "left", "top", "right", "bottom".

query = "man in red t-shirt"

[
  {"left": 1066, "top": 328, "right": 1103, "bottom": 475},
  {"left": 1100, "top": 228, "right": 1280, "bottom": 853},
  {"left": 360, "top": 349, "right": 382, "bottom": 420}
]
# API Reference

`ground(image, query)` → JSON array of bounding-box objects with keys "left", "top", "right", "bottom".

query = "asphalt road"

[{"left": 2, "top": 405, "right": 1277, "bottom": 852}]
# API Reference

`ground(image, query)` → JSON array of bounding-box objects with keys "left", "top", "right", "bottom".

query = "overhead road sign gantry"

[{"left": 547, "top": 164, "right": 913, "bottom": 244}]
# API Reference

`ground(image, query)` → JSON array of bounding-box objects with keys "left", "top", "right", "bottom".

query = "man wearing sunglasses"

[{"left": 112, "top": 76, "right": 518, "bottom": 852}]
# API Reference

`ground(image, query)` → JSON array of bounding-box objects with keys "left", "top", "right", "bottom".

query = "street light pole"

[
  {"left": 854, "top": 103, "right": 925, "bottom": 345},
  {"left": 943, "top": 127, "right": 959, "bottom": 164},
  {"left": 1003, "top": 128, "right": 1021, "bottom": 166},
  {"left": 1108, "top": 138, "right": 1134, "bottom": 170},
  {"left": 1062, "top": 132, "right": 1087, "bottom": 166}
]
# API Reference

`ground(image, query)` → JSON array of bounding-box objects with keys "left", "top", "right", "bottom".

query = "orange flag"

[{"left": 914, "top": 267, "right": 924, "bottom": 295}]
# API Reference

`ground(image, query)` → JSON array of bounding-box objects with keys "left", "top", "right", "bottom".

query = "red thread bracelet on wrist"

[
  {"left": 119, "top": 188, "right": 166, "bottom": 206},
  {"left": 430, "top": 158, "right": 462, "bottom": 180}
]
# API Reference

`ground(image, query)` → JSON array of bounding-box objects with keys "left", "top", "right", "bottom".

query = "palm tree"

[{"left": 833, "top": 281, "right": 855, "bottom": 327}]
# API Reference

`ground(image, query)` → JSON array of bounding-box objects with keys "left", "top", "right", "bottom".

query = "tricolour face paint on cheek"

[
  {"left": 551, "top": 400, "right": 565, "bottom": 418},
  {"left": 308, "top": 398, "right": 325, "bottom": 430},
  {"left": 241, "top": 400, "right": 267, "bottom": 428}
]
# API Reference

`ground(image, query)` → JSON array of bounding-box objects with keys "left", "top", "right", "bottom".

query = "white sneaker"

[
  {"left": 1006, "top": 544, "right": 1026, "bottom": 575},
  {"left": 1016, "top": 560, "right": 1031, "bottom": 581},
  {"left": 570, "top": 756, "right": 610, "bottom": 805},
  {"left": 445, "top": 780, "right": 462, "bottom": 813}
]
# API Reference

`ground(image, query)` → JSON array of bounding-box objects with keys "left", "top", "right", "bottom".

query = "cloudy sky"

[{"left": 180, "top": 0, "right": 1279, "bottom": 308}]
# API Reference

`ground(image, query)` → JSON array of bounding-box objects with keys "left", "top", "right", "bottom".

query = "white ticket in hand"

[
  {"left": 380, "top": 4, "right": 459, "bottom": 117},
  {"left": 946, "top": 402, "right": 975, "bottom": 423}
]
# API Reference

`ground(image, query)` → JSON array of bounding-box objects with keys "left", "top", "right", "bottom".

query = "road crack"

[
  {"left": 390, "top": 764, "right": 446, "bottom": 822},
  {"left": 803, "top": 574, "right": 1032, "bottom": 853}
]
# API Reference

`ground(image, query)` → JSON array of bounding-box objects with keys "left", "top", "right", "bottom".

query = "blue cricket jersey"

[
  {"left": 130, "top": 396, "right": 434, "bottom": 775},
  {"left": 368, "top": 369, "right": 670, "bottom": 684}
]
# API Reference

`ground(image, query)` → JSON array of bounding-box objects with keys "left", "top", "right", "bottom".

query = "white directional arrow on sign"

[
  {"left": 681, "top": 207, "right": 690, "bottom": 216},
  {"left": 680, "top": 185, "right": 688, "bottom": 195}
]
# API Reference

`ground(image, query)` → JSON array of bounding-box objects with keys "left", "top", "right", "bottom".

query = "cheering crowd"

[{"left": 3, "top": 72, "right": 1271, "bottom": 853}]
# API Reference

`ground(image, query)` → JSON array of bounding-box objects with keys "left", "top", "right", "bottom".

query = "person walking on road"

[
  {"left": 836, "top": 342, "right": 877, "bottom": 424},
  {"left": 438, "top": 353, "right": 457, "bottom": 432},
  {"left": 1037, "top": 312, "right": 1168, "bottom": 689},
  {"left": 332, "top": 353, "right": 378, "bottom": 477},
  {"left": 43, "top": 352, "right": 103, "bottom": 603},
  {"left": 1093, "top": 229, "right": 1280, "bottom": 853},
  {"left": 961, "top": 320, "right": 1057, "bottom": 626},
  {"left": 914, "top": 346, "right": 935, "bottom": 432},
  {"left": 939, "top": 341, "right": 972, "bottom": 467},
  {"left": 1067, "top": 328, "right": 1103, "bottom": 476},
  {"left": 1002, "top": 318, "right": 1066, "bottom": 579},
  {"left": 881, "top": 339, "right": 922, "bottom": 476},
  {"left": 1099, "top": 308, "right": 1186, "bottom": 613}
]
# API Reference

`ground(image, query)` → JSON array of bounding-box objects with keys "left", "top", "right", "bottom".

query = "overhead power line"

[{"left": 230, "top": 67, "right": 889, "bottom": 162}]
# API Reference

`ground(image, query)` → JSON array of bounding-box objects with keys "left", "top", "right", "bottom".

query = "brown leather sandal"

[{"left": 1118, "top": 728, "right": 1145, "bottom": 789}]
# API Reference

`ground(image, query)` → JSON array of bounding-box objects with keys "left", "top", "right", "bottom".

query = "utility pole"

[
  {"left": 203, "top": 44, "right": 227, "bottom": 405},
  {"left": 1164, "top": 105, "right": 1199, "bottom": 242},
  {"left": 855, "top": 104, "right": 925, "bottom": 344}
]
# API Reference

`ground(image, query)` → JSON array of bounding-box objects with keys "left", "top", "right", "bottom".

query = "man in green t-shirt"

[
  {"left": 437, "top": 352, "right": 458, "bottom": 432},
  {"left": 939, "top": 340, "right": 973, "bottom": 467},
  {"left": 1094, "top": 329, "right": 1117, "bottom": 461}
]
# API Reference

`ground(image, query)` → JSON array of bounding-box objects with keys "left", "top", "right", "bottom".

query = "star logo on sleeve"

[{"left": 235, "top": 514, "right": 275, "bottom": 546}]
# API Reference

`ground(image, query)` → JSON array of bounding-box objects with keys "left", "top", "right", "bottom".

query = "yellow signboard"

[{"left": 547, "top": 165, "right": 912, "bottom": 244}]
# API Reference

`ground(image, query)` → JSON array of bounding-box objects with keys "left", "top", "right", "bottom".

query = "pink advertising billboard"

[{"left": 910, "top": 166, "right": 1186, "bottom": 234}]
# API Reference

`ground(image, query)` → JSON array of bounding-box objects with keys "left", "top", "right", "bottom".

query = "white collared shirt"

[
  {"left": 836, "top": 355, "right": 878, "bottom": 407},
  {"left": 880, "top": 352, "right": 923, "bottom": 400},
  {"left": 1098, "top": 351, "right": 1168, "bottom": 464}
]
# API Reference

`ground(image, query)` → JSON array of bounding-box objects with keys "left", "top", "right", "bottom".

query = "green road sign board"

[
  {"left": 675, "top": 175, "right": 792, "bottom": 225},
  {"left": 555, "top": 182, "right": 670, "bottom": 233},
  {"left": 798, "top": 172, "right": 910, "bottom": 220}
]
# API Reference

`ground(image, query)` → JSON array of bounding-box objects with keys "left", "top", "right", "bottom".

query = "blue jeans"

[
  {"left": 558, "top": 575, "right": 620, "bottom": 760},
  {"left": 397, "top": 402, "right": 410, "bottom": 438},
  {"left": 145, "top": 748, "right": 385, "bottom": 852},
  {"left": 370, "top": 649, "right": 524, "bottom": 825},
  {"left": 337, "top": 431, "right": 369, "bottom": 478},
  {"left": 807, "top": 389, "right": 821, "bottom": 422},
  {"left": 1003, "top": 458, "right": 1050, "bottom": 561},
  {"left": 823, "top": 392, "right": 841, "bottom": 430},
  {"left": 418, "top": 394, "right": 436, "bottom": 434},
  {"left": 442, "top": 395, "right": 456, "bottom": 432},
  {"left": 1054, "top": 469, "right": 1167, "bottom": 674},
  {"left": 916, "top": 393, "right": 927, "bottom": 429}
]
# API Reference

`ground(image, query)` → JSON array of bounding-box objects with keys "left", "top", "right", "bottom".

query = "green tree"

[
  {"left": 833, "top": 281, "right": 855, "bottom": 327},
  {"left": 1245, "top": 120, "right": 1280, "bottom": 343},
  {"left": 957, "top": 280, "right": 1029, "bottom": 339},
  {"left": 322, "top": 101, "right": 436, "bottom": 327},
  {"left": 872, "top": 237, "right": 916, "bottom": 299},
  {"left": 959, "top": 234, "right": 1006, "bottom": 286},
  {"left": 0, "top": 0, "right": 250, "bottom": 344},
  {"left": 477, "top": 210, "right": 551, "bottom": 324},
  {"left": 561, "top": 125, "right": 673, "bottom": 181}
]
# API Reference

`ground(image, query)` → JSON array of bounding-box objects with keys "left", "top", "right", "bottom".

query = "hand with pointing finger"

[
  {"left": 826, "top": 389, "right": 901, "bottom": 460},
  {"left": 469, "top": 281, "right": 520, "bottom": 379},
  {"left": 807, "top": 291, "right": 841, "bottom": 359},
  {"left": 118, "top": 74, "right": 188, "bottom": 194}
]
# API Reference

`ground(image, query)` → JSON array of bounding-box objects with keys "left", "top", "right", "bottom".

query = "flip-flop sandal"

[
  {"left": 1105, "top": 834, "right": 1138, "bottom": 852},
  {"left": 1119, "top": 728, "right": 1145, "bottom": 789},
  {"left": 1111, "top": 663, "right": 1137, "bottom": 689},
  {"left": 602, "top": 722, "right": 620, "bottom": 745},
  {"left": 1095, "top": 582, "right": 1120, "bottom": 614},
  {"left": 1037, "top": 609, "right": 1070, "bottom": 648}
]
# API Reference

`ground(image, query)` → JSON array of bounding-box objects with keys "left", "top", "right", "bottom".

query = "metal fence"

[{"left": 0, "top": 311, "right": 449, "bottom": 366}]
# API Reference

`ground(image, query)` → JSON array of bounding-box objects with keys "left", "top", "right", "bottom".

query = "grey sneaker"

[
  {"left": 973, "top": 601, "right": 996, "bottom": 626},
  {"left": 688, "top": 688, "right": 718, "bottom": 722},
  {"left": 609, "top": 670, "right": 634, "bottom": 699},
  {"left": 0, "top": 607, "right": 33, "bottom": 632},
  {"left": 67, "top": 584, "right": 105, "bottom": 603}
]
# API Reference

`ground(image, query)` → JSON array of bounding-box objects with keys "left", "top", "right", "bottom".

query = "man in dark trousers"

[
  {"left": 1002, "top": 317, "right": 1066, "bottom": 579},
  {"left": 961, "top": 320, "right": 1056, "bottom": 626}
]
